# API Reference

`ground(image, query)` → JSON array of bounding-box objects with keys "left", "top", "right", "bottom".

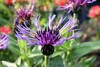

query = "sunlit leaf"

[
  {"left": 2, "top": 61, "right": 17, "bottom": 67},
  {"left": 69, "top": 41, "right": 100, "bottom": 61}
]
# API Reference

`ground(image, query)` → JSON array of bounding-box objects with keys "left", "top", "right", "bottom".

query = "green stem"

[
  {"left": 73, "top": 13, "right": 76, "bottom": 19},
  {"left": 26, "top": 59, "right": 31, "bottom": 67},
  {"left": 45, "top": 56, "right": 49, "bottom": 67}
]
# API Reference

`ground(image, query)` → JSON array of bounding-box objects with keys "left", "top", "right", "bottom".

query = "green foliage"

[
  {"left": 70, "top": 41, "right": 100, "bottom": 61},
  {"left": 0, "top": 0, "right": 100, "bottom": 67}
]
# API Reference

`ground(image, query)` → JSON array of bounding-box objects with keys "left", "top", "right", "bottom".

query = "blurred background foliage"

[{"left": 0, "top": 0, "right": 100, "bottom": 67}]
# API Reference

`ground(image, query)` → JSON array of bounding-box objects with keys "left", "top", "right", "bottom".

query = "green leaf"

[
  {"left": 0, "top": 3, "right": 12, "bottom": 17},
  {"left": 29, "top": 46, "right": 42, "bottom": 58},
  {"left": 8, "top": 43, "right": 20, "bottom": 56},
  {"left": 50, "top": 50, "right": 64, "bottom": 58},
  {"left": 69, "top": 41, "right": 100, "bottom": 61},
  {"left": 73, "top": 56, "right": 96, "bottom": 67},
  {"left": 49, "top": 56, "right": 64, "bottom": 67},
  {"left": 15, "top": 57, "right": 21, "bottom": 66},
  {"left": 2, "top": 61, "right": 17, "bottom": 67},
  {"left": 18, "top": 39, "right": 27, "bottom": 49}
]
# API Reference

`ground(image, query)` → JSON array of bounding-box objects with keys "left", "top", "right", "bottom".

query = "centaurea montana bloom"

[
  {"left": 14, "top": 1, "right": 36, "bottom": 26},
  {"left": 58, "top": 0, "right": 96, "bottom": 12},
  {"left": 0, "top": 33, "right": 9, "bottom": 50},
  {"left": 14, "top": 1, "right": 36, "bottom": 34},
  {"left": 15, "top": 14, "right": 79, "bottom": 56}
]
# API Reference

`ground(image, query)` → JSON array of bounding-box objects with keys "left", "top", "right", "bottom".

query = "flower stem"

[
  {"left": 45, "top": 56, "right": 49, "bottom": 67},
  {"left": 73, "top": 13, "right": 77, "bottom": 20},
  {"left": 26, "top": 59, "right": 31, "bottom": 67}
]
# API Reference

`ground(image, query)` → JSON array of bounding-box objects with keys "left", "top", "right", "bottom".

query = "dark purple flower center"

[{"left": 35, "top": 27, "right": 61, "bottom": 45}]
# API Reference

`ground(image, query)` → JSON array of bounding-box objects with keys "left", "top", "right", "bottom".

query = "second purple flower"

[{"left": 58, "top": 0, "right": 96, "bottom": 12}]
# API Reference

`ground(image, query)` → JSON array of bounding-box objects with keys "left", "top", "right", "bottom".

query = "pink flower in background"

[
  {"left": 89, "top": 5, "right": 100, "bottom": 18},
  {"left": 0, "top": 26, "right": 11, "bottom": 34}
]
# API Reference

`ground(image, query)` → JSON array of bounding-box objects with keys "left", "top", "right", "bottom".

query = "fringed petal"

[
  {"left": 32, "top": 15, "right": 41, "bottom": 30},
  {"left": 57, "top": 3, "right": 74, "bottom": 13},
  {"left": 65, "top": 32, "right": 79, "bottom": 40},
  {"left": 0, "top": 34, "right": 9, "bottom": 49},
  {"left": 52, "top": 39, "right": 65, "bottom": 46},
  {"left": 59, "top": 17, "right": 74, "bottom": 33},
  {"left": 87, "top": 0, "right": 96, "bottom": 3},
  {"left": 55, "top": 16, "right": 66, "bottom": 29},
  {"left": 48, "top": 14, "right": 56, "bottom": 29}
]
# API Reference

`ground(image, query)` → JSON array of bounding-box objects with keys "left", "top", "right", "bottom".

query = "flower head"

[
  {"left": 4, "top": 0, "right": 13, "bottom": 5},
  {"left": 14, "top": 0, "right": 36, "bottom": 26},
  {"left": 58, "top": 0, "right": 96, "bottom": 12},
  {"left": 0, "top": 26, "right": 11, "bottom": 34},
  {"left": 89, "top": 5, "right": 100, "bottom": 18},
  {"left": 0, "top": 33, "right": 9, "bottom": 50},
  {"left": 15, "top": 14, "right": 79, "bottom": 56},
  {"left": 13, "top": 0, "right": 36, "bottom": 34}
]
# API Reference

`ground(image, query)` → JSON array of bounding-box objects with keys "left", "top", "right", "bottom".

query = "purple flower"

[
  {"left": 70, "top": 0, "right": 96, "bottom": 5},
  {"left": 0, "top": 33, "right": 9, "bottom": 50},
  {"left": 15, "top": 14, "right": 79, "bottom": 55},
  {"left": 13, "top": 1, "right": 36, "bottom": 34},
  {"left": 14, "top": 1, "right": 36, "bottom": 26},
  {"left": 58, "top": 0, "right": 96, "bottom": 12}
]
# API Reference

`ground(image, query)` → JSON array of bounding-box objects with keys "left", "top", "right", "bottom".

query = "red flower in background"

[
  {"left": 4, "top": 0, "right": 13, "bottom": 5},
  {"left": 4, "top": 0, "right": 35, "bottom": 5},
  {"left": 7, "top": 0, "right": 13, "bottom": 5},
  {"left": 53, "top": 0, "right": 70, "bottom": 6},
  {"left": 89, "top": 5, "right": 100, "bottom": 18},
  {"left": 0, "top": 26, "right": 11, "bottom": 34}
]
